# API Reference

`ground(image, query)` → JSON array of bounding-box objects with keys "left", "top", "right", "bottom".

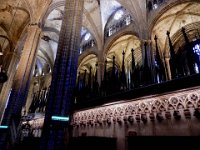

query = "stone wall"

[{"left": 72, "top": 86, "right": 200, "bottom": 150}]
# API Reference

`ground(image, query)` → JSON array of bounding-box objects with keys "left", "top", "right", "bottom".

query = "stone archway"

[
  {"left": 150, "top": 1, "right": 200, "bottom": 54},
  {"left": 105, "top": 34, "right": 142, "bottom": 73}
]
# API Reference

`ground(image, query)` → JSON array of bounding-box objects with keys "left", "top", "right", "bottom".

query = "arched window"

[
  {"left": 193, "top": 42, "right": 200, "bottom": 73},
  {"left": 147, "top": 0, "right": 165, "bottom": 12},
  {"left": 153, "top": 0, "right": 158, "bottom": 10},
  {"left": 80, "top": 27, "right": 96, "bottom": 53},
  {"left": 104, "top": 8, "right": 133, "bottom": 38},
  {"left": 125, "top": 15, "right": 131, "bottom": 25},
  {"left": 193, "top": 43, "right": 200, "bottom": 56}
]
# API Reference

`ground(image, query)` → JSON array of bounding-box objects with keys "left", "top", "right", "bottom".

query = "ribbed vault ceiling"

[
  {"left": 151, "top": 2, "right": 200, "bottom": 55},
  {"left": 0, "top": 0, "right": 200, "bottom": 76}
]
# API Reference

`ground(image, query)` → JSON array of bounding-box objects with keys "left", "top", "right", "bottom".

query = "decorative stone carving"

[
  {"left": 135, "top": 114, "right": 141, "bottom": 123},
  {"left": 71, "top": 88, "right": 200, "bottom": 127},
  {"left": 107, "top": 118, "right": 111, "bottom": 125},
  {"left": 156, "top": 112, "right": 164, "bottom": 122},
  {"left": 97, "top": 118, "right": 103, "bottom": 126},
  {"left": 141, "top": 114, "right": 147, "bottom": 124},
  {"left": 194, "top": 108, "right": 200, "bottom": 119},
  {"left": 184, "top": 109, "right": 191, "bottom": 119},
  {"left": 173, "top": 110, "right": 181, "bottom": 120},
  {"left": 87, "top": 120, "right": 94, "bottom": 126},
  {"left": 117, "top": 117, "right": 122, "bottom": 125},
  {"left": 128, "top": 116, "right": 134, "bottom": 124},
  {"left": 123, "top": 116, "right": 128, "bottom": 124},
  {"left": 149, "top": 113, "right": 155, "bottom": 121},
  {"left": 165, "top": 111, "right": 171, "bottom": 119}
]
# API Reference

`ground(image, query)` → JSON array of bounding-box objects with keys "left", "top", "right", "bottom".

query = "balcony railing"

[{"left": 74, "top": 73, "right": 200, "bottom": 110}]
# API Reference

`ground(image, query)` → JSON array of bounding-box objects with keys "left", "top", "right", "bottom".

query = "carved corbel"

[
  {"left": 135, "top": 114, "right": 141, "bottom": 123},
  {"left": 80, "top": 121, "right": 86, "bottom": 127},
  {"left": 113, "top": 117, "right": 117, "bottom": 124},
  {"left": 102, "top": 119, "right": 107, "bottom": 125},
  {"left": 194, "top": 108, "right": 200, "bottom": 119},
  {"left": 141, "top": 114, "right": 147, "bottom": 124},
  {"left": 173, "top": 110, "right": 181, "bottom": 120},
  {"left": 128, "top": 116, "right": 134, "bottom": 124},
  {"left": 117, "top": 117, "right": 122, "bottom": 125},
  {"left": 184, "top": 109, "right": 191, "bottom": 119},
  {"left": 156, "top": 112, "right": 164, "bottom": 122},
  {"left": 97, "top": 119, "right": 103, "bottom": 126},
  {"left": 87, "top": 120, "right": 94, "bottom": 127},
  {"left": 123, "top": 116, "right": 128, "bottom": 124},
  {"left": 149, "top": 113, "right": 155, "bottom": 121},
  {"left": 107, "top": 118, "right": 111, "bottom": 125},
  {"left": 165, "top": 111, "right": 171, "bottom": 119}
]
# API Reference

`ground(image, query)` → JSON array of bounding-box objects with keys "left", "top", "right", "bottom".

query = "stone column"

[
  {"left": 97, "top": 60, "right": 104, "bottom": 86},
  {"left": 0, "top": 52, "right": 20, "bottom": 124},
  {"left": 146, "top": 40, "right": 154, "bottom": 72},
  {"left": 0, "top": 25, "right": 41, "bottom": 148},
  {"left": 165, "top": 57, "right": 171, "bottom": 80},
  {"left": 40, "top": 1, "right": 84, "bottom": 149}
]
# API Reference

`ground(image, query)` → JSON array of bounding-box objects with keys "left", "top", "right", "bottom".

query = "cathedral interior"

[{"left": 0, "top": 0, "right": 200, "bottom": 149}]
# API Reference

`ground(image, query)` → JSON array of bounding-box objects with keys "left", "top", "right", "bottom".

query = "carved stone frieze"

[{"left": 72, "top": 87, "right": 200, "bottom": 127}]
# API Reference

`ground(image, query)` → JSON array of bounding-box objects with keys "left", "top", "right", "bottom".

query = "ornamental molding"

[{"left": 72, "top": 87, "right": 200, "bottom": 127}]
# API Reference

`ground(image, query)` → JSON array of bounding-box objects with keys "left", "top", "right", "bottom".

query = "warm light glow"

[
  {"left": 0, "top": 45, "right": 3, "bottom": 56},
  {"left": 0, "top": 44, "right": 3, "bottom": 56}
]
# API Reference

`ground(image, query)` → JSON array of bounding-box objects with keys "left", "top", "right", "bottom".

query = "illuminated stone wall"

[{"left": 72, "top": 86, "right": 200, "bottom": 150}]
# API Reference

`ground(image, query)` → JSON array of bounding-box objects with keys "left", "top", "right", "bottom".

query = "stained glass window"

[
  {"left": 193, "top": 43, "right": 200, "bottom": 73},
  {"left": 114, "top": 9, "right": 124, "bottom": 20},
  {"left": 193, "top": 43, "right": 200, "bottom": 56}
]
